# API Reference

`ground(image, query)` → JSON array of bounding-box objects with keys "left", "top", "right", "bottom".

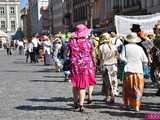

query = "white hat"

[{"left": 125, "top": 32, "right": 141, "bottom": 43}]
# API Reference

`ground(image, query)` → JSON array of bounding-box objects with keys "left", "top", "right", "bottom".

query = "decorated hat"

[
  {"left": 138, "top": 32, "right": 150, "bottom": 40},
  {"left": 43, "top": 35, "right": 49, "bottom": 41},
  {"left": 125, "top": 32, "right": 141, "bottom": 43},
  {"left": 72, "top": 24, "right": 91, "bottom": 38},
  {"left": 130, "top": 24, "right": 141, "bottom": 33}
]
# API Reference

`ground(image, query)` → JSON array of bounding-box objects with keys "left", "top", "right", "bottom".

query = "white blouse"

[
  {"left": 120, "top": 43, "right": 148, "bottom": 74},
  {"left": 99, "top": 43, "right": 117, "bottom": 65}
]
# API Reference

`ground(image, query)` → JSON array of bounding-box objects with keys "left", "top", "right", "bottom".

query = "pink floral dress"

[{"left": 68, "top": 38, "right": 96, "bottom": 89}]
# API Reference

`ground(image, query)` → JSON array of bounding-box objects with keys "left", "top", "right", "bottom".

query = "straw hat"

[
  {"left": 55, "top": 32, "right": 63, "bottom": 38},
  {"left": 125, "top": 32, "right": 141, "bottom": 43},
  {"left": 72, "top": 24, "right": 91, "bottom": 38},
  {"left": 100, "top": 33, "right": 111, "bottom": 44}
]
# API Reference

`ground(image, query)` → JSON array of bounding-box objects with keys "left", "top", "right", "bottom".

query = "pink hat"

[
  {"left": 72, "top": 24, "right": 91, "bottom": 38},
  {"left": 43, "top": 35, "right": 49, "bottom": 41}
]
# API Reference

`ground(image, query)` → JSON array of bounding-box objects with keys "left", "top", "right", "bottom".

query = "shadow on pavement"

[
  {"left": 86, "top": 102, "right": 122, "bottom": 110},
  {"left": 2, "top": 70, "right": 32, "bottom": 73},
  {"left": 29, "top": 79, "right": 65, "bottom": 83},
  {"left": 43, "top": 75, "right": 64, "bottom": 78},
  {"left": 15, "top": 105, "right": 73, "bottom": 111},
  {"left": 26, "top": 97, "right": 72, "bottom": 103},
  {"left": 141, "top": 102, "right": 160, "bottom": 112},
  {"left": 34, "top": 68, "right": 56, "bottom": 73},
  {"left": 100, "top": 110, "right": 145, "bottom": 119},
  {"left": 143, "top": 92, "right": 155, "bottom": 97},
  {"left": 13, "top": 61, "right": 26, "bottom": 65},
  {"left": 144, "top": 82, "right": 157, "bottom": 89},
  {"left": 92, "top": 91, "right": 103, "bottom": 96},
  {"left": 15, "top": 97, "right": 73, "bottom": 111}
]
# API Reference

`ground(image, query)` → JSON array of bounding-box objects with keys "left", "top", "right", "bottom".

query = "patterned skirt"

[
  {"left": 123, "top": 72, "right": 144, "bottom": 109},
  {"left": 101, "top": 64, "right": 118, "bottom": 97}
]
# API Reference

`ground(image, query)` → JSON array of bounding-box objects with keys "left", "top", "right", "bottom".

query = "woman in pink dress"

[{"left": 68, "top": 24, "right": 96, "bottom": 112}]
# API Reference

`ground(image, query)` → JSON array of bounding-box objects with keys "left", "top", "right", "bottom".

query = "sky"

[{"left": 20, "top": 0, "right": 28, "bottom": 8}]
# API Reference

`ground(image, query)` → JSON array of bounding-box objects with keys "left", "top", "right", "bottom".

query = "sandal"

[
  {"left": 79, "top": 105, "right": 85, "bottom": 112},
  {"left": 87, "top": 99, "right": 92, "bottom": 104},
  {"left": 74, "top": 102, "right": 79, "bottom": 109}
]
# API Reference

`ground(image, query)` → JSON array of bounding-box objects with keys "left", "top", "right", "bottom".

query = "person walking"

[
  {"left": 18, "top": 40, "right": 24, "bottom": 55},
  {"left": 99, "top": 33, "right": 119, "bottom": 103},
  {"left": 32, "top": 35, "right": 39, "bottom": 63},
  {"left": 25, "top": 40, "right": 34, "bottom": 63},
  {"left": 68, "top": 24, "right": 96, "bottom": 112},
  {"left": 121, "top": 33, "right": 148, "bottom": 111},
  {"left": 5, "top": 41, "right": 12, "bottom": 56},
  {"left": 53, "top": 37, "right": 62, "bottom": 72}
]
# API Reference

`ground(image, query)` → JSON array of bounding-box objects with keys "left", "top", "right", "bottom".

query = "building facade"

[
  {"left": 0, "top": 0, "right": 20, "bottom": 35},
  {"left": 29, "top": 0, "right": 48, "bottom": 34},
  {"left": 49, "top": 0, "right": 66, "bottom": 33},
  {"left": 20, "top": 7, "right": 28, "bottom": 37},
  {"left": 141, "top": 0, "right": 160, "bottom": 13},
  {"left": 49, "top": 0, "right": 160, "bottom": 33},
  {"left": 40, "top": 6, "right": 49, "bottom": 34}
]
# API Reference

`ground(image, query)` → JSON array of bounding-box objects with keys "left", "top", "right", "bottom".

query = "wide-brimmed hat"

[
  {"left": 55, "top": 32, "right": 63, "bottom": 38},
  {"left": 43, "top": 35, "right": 49, "bottom": 41},
  {"left": 130, "top": 24, "right": 141, "bottom": 33},
  {"left": 72, "top": 24, "right": 91, "bottom": 38},
  {"left": 125, "top": 32, "right": 142, "bottom": 43}
]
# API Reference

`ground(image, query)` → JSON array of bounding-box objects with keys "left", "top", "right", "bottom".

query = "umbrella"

[{"left": 13, "top": 30, "right": 24, "bottom": 40}]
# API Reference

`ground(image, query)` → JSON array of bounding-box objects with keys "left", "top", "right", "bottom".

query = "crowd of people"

[{"left": 3, "top": 21, "right": 160, "bottom": 113}]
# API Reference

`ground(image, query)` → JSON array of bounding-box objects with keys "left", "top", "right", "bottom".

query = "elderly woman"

[
  {"left": 99, "top": 33, "right": 119, "bottom": 103},
  {"left": 68, "top": 24, "right": 96, "bottom": 112},
  {"left": 53, "top": 37, "right": 62, "bottom": 72},
  {"left": 121, "top": 33, "right": 148, "bottom": 111}
]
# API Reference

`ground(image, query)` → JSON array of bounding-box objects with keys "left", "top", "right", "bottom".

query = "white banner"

[{"left": 115, "top": 13, "right": 160, "bottom": 36}]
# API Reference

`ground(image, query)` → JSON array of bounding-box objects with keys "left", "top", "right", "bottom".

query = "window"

[
  {"left": 10, "top": 7, "right": 15, "bottom": 14},
  {"left": 1, "top": 21, "right": 6, "bottom": 29},
  {"left": 0, "top": 7, "right": 5, "bottom": 15},
  {"left": 11, "top": 21, "right": 15, "bottom": 30}
]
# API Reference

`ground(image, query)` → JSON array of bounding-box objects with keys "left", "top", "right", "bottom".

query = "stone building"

[
  {"left": 48, "top": 0, "right": 65, "bottom": 33},
  {"left": 48, "top": 0, "right": 160, "bottom": 32},
  {"left": 28, "top": 0, "right": 48, "bottom": 34},
  {"left": 0, "top": 0, "right": 20, "bottom": 35}
]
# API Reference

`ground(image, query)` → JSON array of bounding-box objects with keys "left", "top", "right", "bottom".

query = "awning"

[{"left": 0, "top": 30, "right": 8, "bottom": 37}]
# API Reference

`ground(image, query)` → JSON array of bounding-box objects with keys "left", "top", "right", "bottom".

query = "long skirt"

[
  {"left": 123, "top": 72, "right": 144, "bottom": 109},
  {"left": 44, "top": 53, "right": 52, "bottom": 65},
  {"left": 102, "top": 64, "right": 118, "bottom": 97}
]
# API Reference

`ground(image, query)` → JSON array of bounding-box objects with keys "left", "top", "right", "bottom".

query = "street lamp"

[{"left": 90, "top": 0, "right": 94, "bottom": 29}]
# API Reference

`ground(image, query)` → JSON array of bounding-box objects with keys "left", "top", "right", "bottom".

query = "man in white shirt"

[
  {"left": 26, "top": 42, "right": 33, "bottom": 63},
  {"left": 32, "top": 35, "right": 39, "bottom": 63}
]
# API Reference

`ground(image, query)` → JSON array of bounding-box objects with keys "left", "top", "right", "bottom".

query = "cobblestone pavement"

[{"left": 0, "top": 50, "right": 159, "bottom": 120}]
